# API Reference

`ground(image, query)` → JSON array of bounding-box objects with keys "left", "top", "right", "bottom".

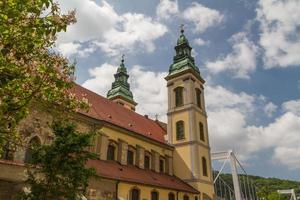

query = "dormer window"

[{"left": 174, "top": 87, "right": 184, "bottom": 107}]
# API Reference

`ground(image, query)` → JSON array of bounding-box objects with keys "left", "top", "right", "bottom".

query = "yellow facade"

[
  {"left": 166, "top": 71, "right": 215, "bottom": 200},
  {"left": 118, "top": 183, "right": 198, "bottom": 200},
  {"left": 99, "top": 126, "right": 173, "bottom": 158}
]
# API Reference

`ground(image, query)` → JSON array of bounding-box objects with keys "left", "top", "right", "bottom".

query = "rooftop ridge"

[{"left": 73, "top": 84, "right": 169, "bottom": 145}]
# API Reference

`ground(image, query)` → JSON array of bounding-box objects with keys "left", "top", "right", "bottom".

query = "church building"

[{"left": 0, "top": 29, "right": 215, "bottom": 200}]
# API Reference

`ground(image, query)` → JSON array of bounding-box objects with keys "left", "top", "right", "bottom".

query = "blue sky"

[{"left": 56, "top": 0, "right": 300, "bottom": 180}]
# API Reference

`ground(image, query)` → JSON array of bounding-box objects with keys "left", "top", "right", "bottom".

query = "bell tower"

[
  {"left": 166, "top": 27, "right": 215, "bottom": 200},
  {"left": 107, "top": 55, "right": 137, "bottom": 111}
]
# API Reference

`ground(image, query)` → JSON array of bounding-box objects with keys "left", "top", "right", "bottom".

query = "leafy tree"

[
  {"left": 0, "top": 0, "right": 88, "bottom": 151},
  {"left": 18, "top": 122, "right": 97, "bottom": 200},
  {"left": 268, "top": 192, "right": 282, "bottom": 200},
  {"left": 215, "top": 172, "right": 300, "bottom": 200},
  {"left": 257, "top": 186, "right": 282, "bottom": 200}
]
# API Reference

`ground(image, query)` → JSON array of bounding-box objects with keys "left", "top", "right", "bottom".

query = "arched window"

[
  {"left": 107, "top": 144, "right": 116, "bottom": 161},
  {"left": 168, "top": 193, "right": 175, "bottom": 200},
  {"left": 127, "top": 146, "right": 135, "bottom": 165},
  {"left": 195, "top": 88, "right": 202, "bottom": 108},
  {"left": 151, "top": 191, "right": 159, "bottom": 200},
  {"left": 24, "top": 136, "right": 41, "bottom": 164},
  {"left": 174, "top": 87, "right": 184, "bottom": 107},
  {"left": 176, "top": 120, "right": 185, "bottom": 140},
  {"left": 202, "top": 157, "right": 208, "bottom": 176},
  {"left": 130, "top": 188, "right": 140, "bottom": 200},
  {"left": 199, "top": 122, "right": 205, "bottom": 142},
  {"left": 144, "top": 151, "right": 151, "bottom": 170},
  {"left": 159, "top": 157, "right": 165, "bottom": 173},
  {"left": 184, "top": 195, "right": 189, "bottom": 200}
]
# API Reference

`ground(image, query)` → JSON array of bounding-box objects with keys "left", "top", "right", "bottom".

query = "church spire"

[
  {"left": 166, "top": 25, "right": 200, "bottom": 80},
  {"left": 107, "top": 55, "right": 137, "bottom": 111}
]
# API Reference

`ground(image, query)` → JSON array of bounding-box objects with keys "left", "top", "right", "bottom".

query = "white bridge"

[
  {"left": 278, "top": 189, "right": 297, "bottom": 200},
  {"left": 211, "top": 150, "right": 257, "bottom": 200},
  {"left": 210, "top": 150, "right": 298, "bottom": 200}
]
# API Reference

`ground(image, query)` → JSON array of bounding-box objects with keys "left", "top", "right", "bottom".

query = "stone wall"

[
  {"left": 0, "top": 180, "right": 24, "bottom": 200},
  {"left": 87, "top": 177, "right": 117, "bottom": 200}
]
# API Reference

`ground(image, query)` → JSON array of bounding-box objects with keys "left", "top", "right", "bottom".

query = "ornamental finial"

[
  {"left": 180, "top": 24, "right": 184, "bottom": 34},
  {"left": 121, "top": 54, "right": 125, "bottom": 64}
]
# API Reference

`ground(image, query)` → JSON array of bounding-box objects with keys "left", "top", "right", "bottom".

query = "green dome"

[
  {"left": 177, "top": 34, "right": 189, "bottom": 45},
  {"left": 107, "top": 55, "right": 136, "bottom": 105},
  {"left": 167, "top": 28, "right": 200, "bottom": 78},
  {"left": 117, "top": 63, "right": 127, "bottom": 73}
]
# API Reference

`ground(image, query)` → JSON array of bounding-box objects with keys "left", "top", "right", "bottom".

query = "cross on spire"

[
  {"left": 121, "top": 54, "right": 125, "bottom": 63},
  {"left": 180, "top": 24, "right": 184, "bottom": 34}
]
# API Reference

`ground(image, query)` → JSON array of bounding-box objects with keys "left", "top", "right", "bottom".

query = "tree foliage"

[
  {"left": 257, "top": 186, "right": 282, "bottom": 200},
  {"left": 216, "top": 172, "right": 300, "bottom": 200},
  {"left": 0, "top": 0, "right": 88, "bottom": 150},
  {"left": 18, "top": 122, "right": 97, "bottom": 200}
]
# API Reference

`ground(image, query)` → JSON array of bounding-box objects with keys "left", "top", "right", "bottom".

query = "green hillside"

[{"left": 214, "top": 172, "right": 300, "bottom": 199}]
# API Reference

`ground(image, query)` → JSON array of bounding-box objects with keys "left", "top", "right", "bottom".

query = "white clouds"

[
  {"left": 193, "top": 38, "right": 208, "bottom": 46},
  {"left": 264, "top": 102, "right": 277, "bottom": 117},
  {"left": 130, "top": 66, "right": 168, "bottom": 121},
  {"left": 57, "top": 42, "right": 81, "bottom": 57},
  {"left": 206, "top": 32, "right": 258, "bottom": 79},
  {"left": 57, "top": 0, "right": 167, "bottom": 57},
  {"left": 206, "top": 85, "right": 300, "bottom": 169},
  {"left": 205, "top": 85, "right": 256, "bottom": 156},
  {"left": 206, "top": 84, "right": 255, "bottom": 113},
  {"left": 82, "top": 63, "right": 117, "bottom": 96},
  {"left": 183, "top": 2, "right": 224, "bottom": 33},
  {"left": 82, "top": 64, "right": 168, "bottom": 121},
  {"left": 156, "top": 0, "right": 179, "bottom": 20},
  {"left": 57, "top": 0, "right": 118, "bottom": 44},
  {"left": 56, "top": 42, "right": 97, "bottom": 58},
  {"left": 257, "top": 0, "right": 300, "bottom": 68},
  {"left": 246, "top": 112, "right": 300, "bottom": 169},
  {"left": 282, "top": 99, "right": 300, "bottom": 115},
  {"left": 207, "top": 85, "right": 300, "bottom": 169},
  {"left": 96, "top": 13, "right": 168, "bottom": 56},
  {"left": 208, "top": 108, "right": 248, "bottom": 155},
  {"left": 273, "top": 147, "right": 300, "bottom": 170}
]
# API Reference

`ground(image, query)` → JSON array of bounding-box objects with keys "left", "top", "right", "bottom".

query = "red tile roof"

[
  {"left": 155, "top": 120, "right": 167, "bottom": 133},
  {"left": 87, "top": 159, "right": 199, "bottom": 194},
  {"left": 72, "top": 84, "right": 168, "bottom": 144}
]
